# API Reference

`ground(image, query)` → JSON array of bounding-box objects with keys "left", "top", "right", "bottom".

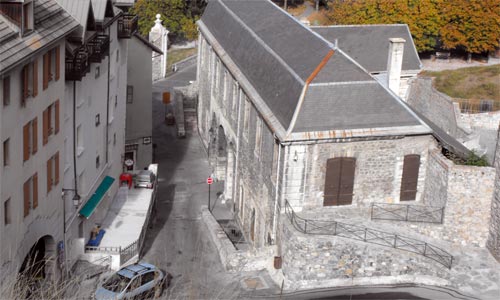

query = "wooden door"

[
  {"left": 400, "top": 155, "right": 420, "bottom": 201},
  {"left": 324, "top": 157, "right": 356, "bottom": 206}
]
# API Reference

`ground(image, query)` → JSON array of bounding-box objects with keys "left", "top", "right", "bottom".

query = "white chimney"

[{"left": 386, "top": 38, "right": 406, "bottom": 95}]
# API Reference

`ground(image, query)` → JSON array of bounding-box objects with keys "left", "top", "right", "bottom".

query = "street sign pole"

[{"left": 207, "top": 177, "right": 213, "bottom": 212}]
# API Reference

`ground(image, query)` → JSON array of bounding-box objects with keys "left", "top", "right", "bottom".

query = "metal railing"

[
  {"left": 284, "top": 201, "right": 453, "bottom": 269},
  {"left": 85, "top": 245, "right": 121, "bottom": 253},
  {"left": 118, "top": 14, "right": 138, "bottom": 38},
  {"left": 371, "top": 203, "right": 445, "bottom": 224},
  {"left": 120, "top": 240, "right": 138, "bottom": 264}
]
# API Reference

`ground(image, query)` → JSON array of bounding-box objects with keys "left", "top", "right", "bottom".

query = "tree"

[
  {"left": 439, "top": 0, "right": 500, "bottom": 55},
  {"left": 130, "top": 0, "right": 190, "bottom": 37},
  {"left": 325, "top": 0, "right": 500, "bottom": 54},
  {"left": 180, "top": 16, "right": 199, "bottom": 41}
]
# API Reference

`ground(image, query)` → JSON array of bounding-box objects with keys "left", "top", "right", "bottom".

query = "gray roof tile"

[
  {"left": 200, "top": 0, "right": 426, "bottom": 136},
  {"left": 312, "top": 25, "right": 422, "bottom": 73},
  {"left": 0, "top": 0, "right": 79, "bottom": 75}
]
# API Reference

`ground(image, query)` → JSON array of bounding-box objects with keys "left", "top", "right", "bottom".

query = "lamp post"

[{"left": 61, "top": 189, "right": 81, "bottom": 279}]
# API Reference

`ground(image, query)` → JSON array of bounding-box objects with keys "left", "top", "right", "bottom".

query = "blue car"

[{"left": 94, "top": 262, "right": 171, "bottom": 300}]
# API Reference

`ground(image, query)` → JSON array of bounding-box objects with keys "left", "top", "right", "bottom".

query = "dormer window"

[{"left": 22, "top": 0, "right": 34, "bottom": 35}]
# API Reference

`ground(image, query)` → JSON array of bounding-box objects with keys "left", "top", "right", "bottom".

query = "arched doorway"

[{"left": 19, "top": 235, "right": 56, "bottom": 283}]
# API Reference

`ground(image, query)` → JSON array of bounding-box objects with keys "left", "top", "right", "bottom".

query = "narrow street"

[{"left": 141, "top": 66, "right": 278, "bottom": 299}]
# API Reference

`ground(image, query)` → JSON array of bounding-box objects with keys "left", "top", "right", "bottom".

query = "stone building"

[
  {"left": 487, "top": 125, "right": 500, "bottom": 260},
  {"left": 197, "top": 0, "right": 439, "bottom": 249}
]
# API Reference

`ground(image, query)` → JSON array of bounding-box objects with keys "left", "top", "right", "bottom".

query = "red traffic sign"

[{"left": 207, "top": 177, "right": 213, "bottom": 185}]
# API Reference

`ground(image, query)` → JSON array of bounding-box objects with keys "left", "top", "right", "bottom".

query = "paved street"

[{"left": 141, "top": 65, "right": 279, "bottom": 299}]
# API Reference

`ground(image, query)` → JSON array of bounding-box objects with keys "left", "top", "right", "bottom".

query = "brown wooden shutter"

[
  {"left": 55, "top": 46, "right": 60, "bottom": 81},
  {"left": 54, "top": 100, "right": 60, "bottom": 134},
  {"left": 32, "top": 59, "right": 38, "bottom": 97},
  {"left": 400, "top": 155, "right": 420, "bottom": 201},
  {"left": 338, "top": 158, "right": 356, "bottom": 205},
  {"left": 23, "top": 179, "right": 30, "bottom": 217},
  {"left": 48, "top": 50, "right": 52, "bottom": 81},
  {"left": 33, "top": 173, "right": 38, "bottom": 209},
  {"left": 3, "top": 76, "right": 10, "bottom": 105},
  {"left": 54, "top": 152, "right": 59, "bottom": 185},
  {"left": 23, "top": 122, "right": 30, "bottom": 161},
  {"left": 324, "top": 158, "right": 341, "bottom": 206},
  {"left": 21, "top": 65, "right": 28, "bottom": 105},
  {"left": 43, "top": 53, "right": 49, "bottom": 90},
  {"left": 47, "top": 157, "right": 52, "bottom": 193},
  {"left": 43, "top": 108, "right": 48, "bottom": 145},
  {"left": 32, "top": 118, "right": 37, "bottom": 154}
]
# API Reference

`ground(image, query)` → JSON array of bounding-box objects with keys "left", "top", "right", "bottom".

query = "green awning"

[{"left": 79, "top": 176, "right": 115, "bottom": 219}]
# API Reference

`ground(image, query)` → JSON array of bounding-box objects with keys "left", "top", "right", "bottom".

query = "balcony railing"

[
  {"left": 87, "top": 34, "right": 110, "bottom": 63},
  {"left": 118, "top": 14, "right": 138, "bottom": 39},
  {"left": 65, "top": 49, "right": 91, "bottom": 81}
]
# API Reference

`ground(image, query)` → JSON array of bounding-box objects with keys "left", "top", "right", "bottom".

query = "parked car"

[
  {"left": 94, "top": 262, "right": 171, "bottom": 300},
  {"left": 134, "top": 170, "right": 155, "bottom": 189}
]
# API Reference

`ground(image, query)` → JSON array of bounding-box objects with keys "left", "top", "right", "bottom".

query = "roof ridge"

[
  {"left": 218, "top": 0, "right": 305, "bottom": 85},
  {"left": 310, "top": 24, "right": 407, "bottom": 28}
]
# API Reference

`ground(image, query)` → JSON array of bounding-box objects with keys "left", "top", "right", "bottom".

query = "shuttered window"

[
  {"left": 324, "top": 157, "right": 356, "bottom": 206},
  {"left": 47, "top": 157, "right": 52, "bottom": 193},
  {"left": 55, "top": 46, "right": 60, "bottom": 81},
  {"left": 400, "top": 155, "right": 420, "bottom": 201},
  {"left": 32, "top": 59, "right": 38, "bottom": 97},
  {"left": 23, "top": 122, "right": 30, "bottom": 161},
  {"left": 54, "top": 100, "right": 60, "bottom": 134},
  {"left": 54, "top": 152, "right": 59, "bottom": 185},
  {"left": 43, "top": 108, "right": 48, "bottom": 145},
  {"left": 43, "top": 52, "right": 49, "bottom": 90},
  {"left": 31, "top": 117, "right": 37, "bottom": 154},
  {"left": 33, "top": 173, "right": 38, "bottom": 209},
  {"left": 21, "top": 64, "right": 29, "bottom": 105},
  {"left": 23, "top": 179, "right": 30, "bottom": 217}
]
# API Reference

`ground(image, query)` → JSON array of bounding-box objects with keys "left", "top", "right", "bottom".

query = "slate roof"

[
  {"left": 0, "top": 15, "right": 17, "bottom": 44},
  {"left": 312, "top": 25, "right": 422, "bottom": 73},
  {"left": 0, "top": 0, "right": 79, "bottom": 75},
  {"left": 91, "top": 0, "right": 113, "bottom": 22},
  {"left": 199, "top": 0, "right": 428, "bottom": 137},
  {"left": 56, "top": 0, "right": 94, "bottom": 40}
]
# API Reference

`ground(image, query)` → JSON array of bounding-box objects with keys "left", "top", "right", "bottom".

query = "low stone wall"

[
  {"left": 201, "top": 207, "right": 273, "bottom": 272},
  {"left": 487, "top": 126, "right": 500, "bottom": 260},
  {"left": 166, "top": 54, "right": 197, "bottom": 76},
  {"left": 413, "top": 150, "right": 495, "bottom": 247},
  {"left": 281, "top": 217, "right": 451, "bottom": 290},
  {"left": 407, "top": 78, "right": 467, "bottom": 139},
  {"left": 172, "top": 82, "right": 198, "bottom": 137}
]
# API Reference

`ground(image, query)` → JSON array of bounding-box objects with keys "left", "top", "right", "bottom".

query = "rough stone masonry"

[{"left": 487, "top": 125, "right": 500, "bottom": 260}]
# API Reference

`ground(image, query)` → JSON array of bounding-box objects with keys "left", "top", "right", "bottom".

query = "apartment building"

[
  {"left": 57, "top": 0, "right": 134, "bottom": 269},
  {"left": 0, "top": 0, "right": 78, "bottom": 286}
]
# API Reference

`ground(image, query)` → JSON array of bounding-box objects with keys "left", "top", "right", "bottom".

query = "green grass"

[
  {"left": 421, "top": 65, "right": 500, "bottom": 101},
  {"left": 167, "top": 47, "right": 198, "bottom": 72}
]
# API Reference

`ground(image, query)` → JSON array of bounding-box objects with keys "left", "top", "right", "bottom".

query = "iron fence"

[
  {"left": 284, "top": 201, "right": 453, "bottom": 269},
  {"left": 370, "top": 203, "right": 445, "bottom": 224},
  {"left": 120, "top": 240, "right": 138, "bottom": 265}
]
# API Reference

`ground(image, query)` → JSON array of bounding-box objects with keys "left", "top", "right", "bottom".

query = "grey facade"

[
  {"left": 196, "top": 0, "right": 437, "bottom": 250},
  {"left": 125, "top": 34, "right": 161, "bottom": 171}
]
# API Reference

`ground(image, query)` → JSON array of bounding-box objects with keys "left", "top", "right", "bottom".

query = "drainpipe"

[
  {"left": 73, "top": 81, "right": 78, "bottom": 198},
  {"left": 105, "top": 26, "right": 111, "bottom": 164},
  {"left": 272, "top": 138, "right": 282, "bottom": 244}
]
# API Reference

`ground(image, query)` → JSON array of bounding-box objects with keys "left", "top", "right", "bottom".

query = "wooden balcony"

[
  {"left": 87, "top": 34, "right": 110, "bottom": 63},
  {"left": 118, "top": 14, "right": 138, "bottom": 39},
  {"left": 65, "top": 50, "right": 91, "bottom": 81}
]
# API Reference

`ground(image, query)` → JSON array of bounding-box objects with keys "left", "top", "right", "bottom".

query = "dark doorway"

[
  {"left": 400, "top": 155, "right": 420, "bottom": 201},
  {"left": 124, "top": 151, "right": 134, "bottom": 171},
  {"left": 19, "top": 240, "right": 46, "bottom": 280},
  {"left": 323, "top": 157, "right": 356, "bottom": 206}
]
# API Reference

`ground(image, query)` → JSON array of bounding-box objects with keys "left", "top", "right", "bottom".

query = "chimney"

[{"left": 386, "top": 38, "right": 406, "bottom": 95}]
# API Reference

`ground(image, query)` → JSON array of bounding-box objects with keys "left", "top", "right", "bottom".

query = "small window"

[
  {"left": 126, "top": 85, "right": 133, "bottom": 104},
  {"left": 116, "top": 49, "right": 120, "bottom": 62},
  {"left": 96, "top": 155, "right": 100, "bottom": 169},
  {"left": 255, "top": 117, "right": 262, "bottom": 157},
  {"left": 243, "top": 96, "right": 250, "bottom": 139},
  {"left": 4, "top": 198, "right": 11, "bottom": 225},
  {"left": 95, "top": 66, "right": 100, "bottom": 79},
  {"left": 95, "top": 114, "right": 100, "bottom": 126},
  {"left": 113, "top": 133, "right": 117, "bottom": 145},
  {"left": 3, "top": 138, "right": 9, "bottom": 167},
  {"left": 115, "top": 95, "right": 118, "bottom": 107},
  {"left": 3, "top": 76, "right": 10, "bottom": 106}
]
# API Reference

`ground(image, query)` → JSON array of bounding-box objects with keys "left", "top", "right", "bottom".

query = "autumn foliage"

[{"left": 326, "top": 0, "right": 500, "bottom": 54}]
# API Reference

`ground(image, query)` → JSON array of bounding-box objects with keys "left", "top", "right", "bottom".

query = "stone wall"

[
  {"left": 393, "top": 150, "right": 495, "bottom": 247},
  {"left": 407, "top": 78, "right": 466, "bottom": 139},
  {"left": 487, "top": 126, "right": 500, "bottom": 260},
  {"left": 286, "top": 135, "right": 438, "bottom": 210},
  {"left": 172, "top": 82, "right": 198, "bottom": 137},
  {"left": 281, "top": 217, "right": 451, "bottom": 288}
]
